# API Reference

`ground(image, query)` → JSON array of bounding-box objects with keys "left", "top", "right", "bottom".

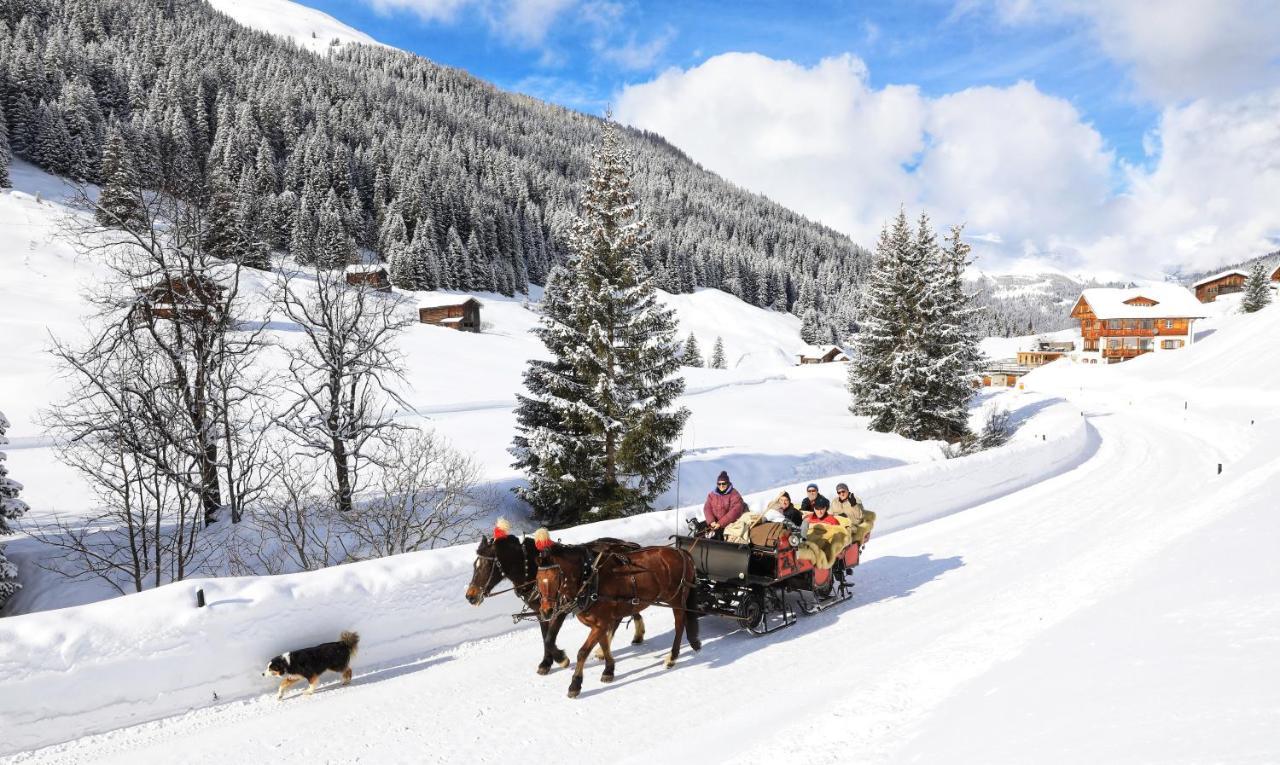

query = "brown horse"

[
  {"left": 465, "top": 532, "right": 646, "bottom": 675},
  {"left": 537, "top": 541, "right": 701, "bottom": 698}
]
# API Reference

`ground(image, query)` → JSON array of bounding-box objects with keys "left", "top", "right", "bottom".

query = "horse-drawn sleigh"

[{"left": 466, "top": 512, "right": 870, "bottom": 698}]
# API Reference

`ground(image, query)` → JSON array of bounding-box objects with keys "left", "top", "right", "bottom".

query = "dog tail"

[{"left": 340, "top": 631, "right": 360, "bottom": 657}]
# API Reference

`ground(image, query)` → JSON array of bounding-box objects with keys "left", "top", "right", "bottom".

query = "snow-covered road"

[{"left": 15, "top": 391, "right": 1276, "bottom": 764}]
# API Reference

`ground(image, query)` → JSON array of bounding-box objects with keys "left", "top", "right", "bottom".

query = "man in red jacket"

[{"left": 703, "top": 470, "right": 746, "bottom": 532}]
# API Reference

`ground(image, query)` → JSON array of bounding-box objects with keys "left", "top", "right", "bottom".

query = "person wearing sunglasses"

[
  {"left": 832, "top": 481, "right": 876, "bottom": 544},
  {"left": 703, "top": 470, "right": 746, "bottom": 535},
  {"left": 799, "top": 482, "right": 828, "bottom": 516}
]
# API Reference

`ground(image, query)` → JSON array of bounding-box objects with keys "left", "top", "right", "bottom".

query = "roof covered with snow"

[
  {"left": 417, "top": 294, "right": 481, "bottom": 309},
  {"left": 1079, "top": 286, "right": 1207, "bottom": 320},
  {"left": 1191, "top": 269, "right": 1249, "bottom": 288}
]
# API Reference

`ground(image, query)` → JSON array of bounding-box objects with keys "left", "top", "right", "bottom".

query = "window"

[
  {"left": 1139, "top": 339, "right": 1153, "bottom": 350},
  {"left": 1106, "top": 319, "right": 1121, "bottom": 330},
  {"left": 1164, "top": 319, "right": 1174, "bottom": 329},
  {"left": 1161, "top": 339, "right": 1184, "bottom": 350},
  {"left": 1139, "top": 320, "right": 1154, "bottom": 330},
  {"left": 1107, "top": 338, "right": 1121, "bottom": 349}
]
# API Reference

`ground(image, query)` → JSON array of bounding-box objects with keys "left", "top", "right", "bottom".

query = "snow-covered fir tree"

[
  {"left": 800, "top": 309, "right": 822, "bottom": 345},
  {"left": 511, "top": 122, "right": 689, "bottom": 525},
  {"left": 1241, "top": 260, "right": 1273, "bottom": 313},
  {"left": 682, "top": 333, "right": 703, "bottom": 367},
  {"left": 0, "top": 410, "right": 29, "bottom": 608},
  {"left": 710, "top": 336, "right": 727, "bottom": 369},
  {"left": 95, "top": 125, "right": 144, "bottom": 229},
  {"left": 848, "top": 209, "right": 979, "bottom": 441},
  {"left": 0, "top": 103, "right": 10, "bottom": 189}
]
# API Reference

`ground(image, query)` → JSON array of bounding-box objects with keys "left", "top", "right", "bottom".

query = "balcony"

[{"left": 1102, "top": 347, "right": 1151, "bottom": 359}]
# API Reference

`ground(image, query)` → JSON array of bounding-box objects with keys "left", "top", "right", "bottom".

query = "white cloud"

[
  {"left": 615, "top": 52, "right": 1280, "bottom": 276},
  {"left": 969, "top": 0, "right": 1280, "bottom": 103},
  {"left": 596, "top": 26, "right": 677, "bottom": 71}
]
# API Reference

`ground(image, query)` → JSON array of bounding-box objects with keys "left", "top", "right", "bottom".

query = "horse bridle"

[{"left": 476, "top": 539, "right": 535, "bottom": 601}]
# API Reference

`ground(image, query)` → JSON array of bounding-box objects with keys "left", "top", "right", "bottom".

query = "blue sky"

[
  {"left": 300, "top": 0, "right": 1154, "bottom": 165},
  {"left": 280, "top": 0, "right": 1280, "bottom": 276}
]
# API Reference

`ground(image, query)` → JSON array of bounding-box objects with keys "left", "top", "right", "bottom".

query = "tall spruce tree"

[
  {"left": 1241, "top": 260, "right": 1273, "bottom": 313},
  {"left": 511, "top": 122, "right": 688, "bottom": 525},
  {"left": 710, "top": 336, "right": 727, "bottom": 369},
  {"left": 95, "top": 125, "right": 144, "bottom": 229},
  {"left": 0, "top": 103, "right": 10, "bottom": 189},
  {"left": 682, "top": 332, "right": 703, "bottom": 367},
  {"left": 1, "top": 410, "right": 29, "bottom": 608},
  {"left": 849, "top": 211, "right": 980, "bottom": 442}
]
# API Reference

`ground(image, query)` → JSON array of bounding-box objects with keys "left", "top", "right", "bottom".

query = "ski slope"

[{"left": 4, "top": 298, "right": 1278, "bottom": 762}]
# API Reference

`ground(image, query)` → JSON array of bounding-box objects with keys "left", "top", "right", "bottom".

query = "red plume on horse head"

[
  {"left": 533, "top": 527, "right": 553, "bottom": 551},
  {"left": 492, "top": 517, "right": 511, "bottom": 540}
]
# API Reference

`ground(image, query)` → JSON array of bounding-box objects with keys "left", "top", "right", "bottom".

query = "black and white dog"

[{"left": 262, "top": 631, "right": 359, "bottom": 700}]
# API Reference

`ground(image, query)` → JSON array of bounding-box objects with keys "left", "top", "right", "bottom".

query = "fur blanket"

[
  {"left": 797, "top": 517, "right": 853, "bottom": 568},
  {"left": 722, "top": 511, "right": 763, "bottom": 544}
]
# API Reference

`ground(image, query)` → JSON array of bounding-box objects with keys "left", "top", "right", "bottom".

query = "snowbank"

[{"left": 0, "top": 395, "right": 1088, "bottom": 756}]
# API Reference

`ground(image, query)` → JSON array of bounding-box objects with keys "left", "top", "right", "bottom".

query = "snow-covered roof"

[
  {"left": 798, "top": 344, "right": 849, "bottom": 358},
  {"left": 1191, "top": 269, "right": 1249, "bottom": 288},
  {"left": 345, "top": 263, "right": 386, "bottom": 274},
  {"left": 1078, "top": 286, "right": 1207, "bottom": 320},
  {"left": 417, "top": 294, "right": 481, "bottom": 309}
]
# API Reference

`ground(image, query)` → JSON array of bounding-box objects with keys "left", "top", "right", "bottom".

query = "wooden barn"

[
  {"left": 345, "top": 264, "right": 392, "bottom": 293},
  {"left": 131, "top": 274, "right": 224, "bottom": 325},
  {"left": 1070, "top": 285, "right": 1205, "bottom": 363},
  {"left": 1192, "top": 269, "right": 1249, "bottom": 302},
  {"left": 1272, "top": 263, "right": 1280, "bottom": 283},
  {"left": 418, "top": 295, "right": 481, "bottom": 332},
  {"left": 797, "top": 345, "right": 850, "bottom": 365}
]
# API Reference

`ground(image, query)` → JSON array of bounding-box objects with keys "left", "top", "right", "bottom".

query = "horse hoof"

[
  {"left": 601, "top": 673, "right": 614, "bottom": 683},
  {"left": 557, "top": 657, "right": 570, "bottom": 668},
  {"left": 537, "top": 665, "right": 550, "bottom": 676},
  {"left": 690, "top": 640, "right": 702, "bottom": 652},
  {"left": 567, "top": 688, "right": 580, "bottom": 699},
  {"left": 631, "top": 637, "right": 643, "bottom": 645},
  {"left": 664, "top": 657, "right": 676, "bottom": 669}
]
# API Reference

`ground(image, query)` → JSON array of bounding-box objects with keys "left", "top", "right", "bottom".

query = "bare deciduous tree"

[{"left": 274, "top": 268, "right": 414, "bottom": 515}]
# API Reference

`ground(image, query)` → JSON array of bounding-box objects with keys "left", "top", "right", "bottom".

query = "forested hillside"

[{"left": 0, "top": 0, "right": 871, "bottom": 337}]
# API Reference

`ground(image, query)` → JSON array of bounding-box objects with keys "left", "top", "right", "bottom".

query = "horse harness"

[
  {"left": 540, "top": 547, "right": 693, "bottom": 622},
  {"left": 478, "top": 538, "right": 536, "bottom": 602}
]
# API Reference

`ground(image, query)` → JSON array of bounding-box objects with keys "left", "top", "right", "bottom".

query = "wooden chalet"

[
  {"left": 1017, "top": 340, "right": 1075, "bottom": 368},
  {"left": 1192, "top": 269, "right": 1249, "bottom": 302},
  {"left": 345, "top": 264, "right": 392, "bottom": 293},
  {"left": 131, "top": 275, "right": 224, "bottom": 325},
  {"left": 1272, "top": 263, "right": 1280, "bottom": 283},
  {"left": 797, "top": 345, "right": 850, "bottom": 365},
  {"left": 1070, "top": 286, "right": 1205, "bottom": 363},
  {"left": 418, "top": 295, "right": 481, "bottom": 332}
]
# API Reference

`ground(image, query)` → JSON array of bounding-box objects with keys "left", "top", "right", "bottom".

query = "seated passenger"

[
  {"left": 799, "top": 483, "right": 828, "bottom": 515},
  {"left": 763, "top": 491, "right": 803, "bottom": 527},
  {"left": 703, "top": 470, "right": 747, "bottom": 535},
  {"left": 807, "top": 497, "right": 840, "bottom": 527},
  {"left": 831, "top": 482, "right": 864, "bottom": 523}
]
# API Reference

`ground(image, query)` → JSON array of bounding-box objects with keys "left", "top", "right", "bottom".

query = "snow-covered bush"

[{"left": 1, "top": 410, "right": 30, "bottom": 607}]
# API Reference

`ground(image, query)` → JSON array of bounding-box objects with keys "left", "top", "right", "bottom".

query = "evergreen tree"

[
  {"left": 0, "top": 410, "right": 29, "bottom": 608},
  {"left": 314, "top": 189, "right": 355, "bottom": 269},
  {"left": 710, "top": 336, "right": 727, "bottom": 369},
  {"left": 202, "top": 168, "right": 242, "bottom": 262},
  {"left": 914, "top": 223, "right": 982, "bottom": 441},
  {"left": 0, "top": 103, "right": 10, "bottom": 189},
  {"left": 1241, "top": 260, "right": 1273, "bottom": 313},
  {"left": 849, "top": 209, "right": 919, "bottom": 434},
  {"left": 95, "top": 125, "right": 144, "bottom": 229},
  {"left": 800, "top": 309, "right": 822, "bottom": 345},
  {"left": 682, "top": 332, "right": 703, "bottom": 367},
  {"left": 511, "top": 122, "right": 688, "bottom": 525}
]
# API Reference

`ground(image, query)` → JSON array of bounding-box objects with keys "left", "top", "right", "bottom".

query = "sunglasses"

[
  {"left": 806, "top": 489, "right": 817, "bottom": 493},
  {"left": 716, "top": 481, "right": 728, "bottom": 486},
  {"left": 837, "top": 490, "right": 848, "bottom": 495}
]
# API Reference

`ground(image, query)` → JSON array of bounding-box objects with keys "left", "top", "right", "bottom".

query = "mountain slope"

[
  {"left": 1, "top": 0, "right": 868, "bottom": 338},
  {"left": 206, "top": 0, "right": 384, "bottom": 52}
]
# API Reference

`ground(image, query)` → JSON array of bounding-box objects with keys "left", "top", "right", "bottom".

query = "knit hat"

[
  {"left": 717, "top": 470, "right": 731, "bottom": 485},
  {"left": 806, "top": 482, "right": 818, "bottom": 491},
  {"left": 835, "top": 482, "right": 849, "bottom": 493}
]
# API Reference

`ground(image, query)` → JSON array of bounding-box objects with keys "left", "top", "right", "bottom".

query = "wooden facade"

[
  {"left": 345, "top": 267, "right": 391, "bottom": 293},
  {"left": 797, "top": 346, "right": 850, "bottom": 365},
  {"left": 1193, "top": 270, "right": 1248, "bottom": 302},
  {"left": 1070, "top": 291, "right": 1199, "bottom": 363},
  {"left": 131, "top": 275, "right": 224, "bottom": 325},
  {"left": 419, "top": 298, "right": 481, "bottom": 332},
  {"left": 1272, "top": 264, "right": 1280, "bottom": 283}
]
